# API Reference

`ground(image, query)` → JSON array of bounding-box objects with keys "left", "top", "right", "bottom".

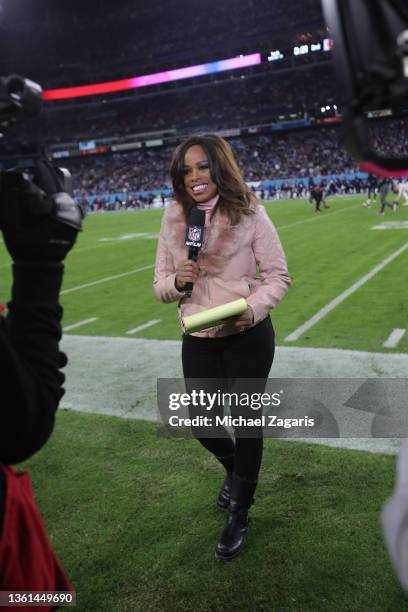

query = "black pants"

[
  {"left": 182, "top": 316, "right": 275, "bottom": 480},
  {"left": 311, "top": 190, "right": 323, "bottom": 211},
  {"left": 368, "top": 186, "right": 376, "bottom": 199},
  {"left": 380, "top": 184, "right": 392, "bottom": 212}
]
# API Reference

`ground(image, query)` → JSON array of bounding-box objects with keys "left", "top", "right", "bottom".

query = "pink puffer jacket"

[{"left": 153, "top": 200, "right": 291, "bottom": 338}]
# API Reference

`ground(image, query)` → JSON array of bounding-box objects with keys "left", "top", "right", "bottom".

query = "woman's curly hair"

[{"left": 170, "top": 133, "right": 255, "bottom": 225}]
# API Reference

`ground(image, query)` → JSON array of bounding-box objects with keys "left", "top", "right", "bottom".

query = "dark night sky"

[{"left": 0, "top": 0, "right": 325, "bottom": 86}]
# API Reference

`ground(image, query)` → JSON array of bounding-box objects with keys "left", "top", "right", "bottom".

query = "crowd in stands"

[
  {"left": 67, "top": 146, "right": 174, "bottom": 201},
  {"left": 232, "top": 127, "right": 355, "bottom": 181},
  {"left": 368, "top": 120, "right": 408, "bottom": 157},
  {"left": 6, "top": 64, "right": 335, "bottom": 150},
  {"left": 66, "top": 127, "right": 352, "bottom": 203},
  {"left": 64, "top": 118, "right": 408, "bottom": 209}
]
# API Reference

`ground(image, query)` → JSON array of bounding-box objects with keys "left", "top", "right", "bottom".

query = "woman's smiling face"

[{"left": 183, "top": 145, "right": 218, "bottom": 203}]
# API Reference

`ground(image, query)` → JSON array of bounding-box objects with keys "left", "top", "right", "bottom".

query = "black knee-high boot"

[
  {"left": 215, "top": 474, "right": 257, "bottom": 560},
  {"left": 215, "top": 453, "right": 235, "bottom": 510}
]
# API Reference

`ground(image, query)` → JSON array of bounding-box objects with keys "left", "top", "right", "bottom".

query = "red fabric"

[{"left": 0, "top": 465, "right": 72, "bottom": 611}]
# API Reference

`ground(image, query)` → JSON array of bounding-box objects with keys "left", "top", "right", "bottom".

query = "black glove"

[{"left": 0, "top": 158, "right": 85, "bottom": 262}]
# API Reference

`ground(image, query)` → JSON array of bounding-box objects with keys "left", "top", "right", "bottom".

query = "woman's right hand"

[{"left": 175, "top": 259, "right": 200, "bottom": 291}]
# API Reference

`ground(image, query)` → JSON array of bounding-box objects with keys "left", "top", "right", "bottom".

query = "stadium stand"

[
  {"left": 3, "top": 65, "right": 335, "bottom": 146},
  {"left": 1, "top": 0, "right": 407, "bottom": 205},
  {"left": 66, "top": 121, "right": 408, "bottom": 210}
]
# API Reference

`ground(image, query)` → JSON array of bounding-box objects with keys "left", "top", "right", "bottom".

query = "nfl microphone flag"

[
  {"left": 184, "top": 208, "right": 205, "bottom": 297},
  {"left": 185, "top": 220, "right": 204, "bottom": 248}
]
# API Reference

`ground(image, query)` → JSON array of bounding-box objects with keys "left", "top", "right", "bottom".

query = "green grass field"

[
  {"left": 2, "top": 194, "right": 407, "bottom": 351},
  {"left": 16, "top": 412, "right": 407, "bottom": 612},
  {"left": 2, "top": 195, "right": 408, "bottom": 611},
  {"left": 53, "top": 195, "right": 408, "bottom": 353}
]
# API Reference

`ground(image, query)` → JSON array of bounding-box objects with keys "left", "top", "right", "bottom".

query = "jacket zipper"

[
  {"left": 206, "top": 275, "right": 211, "bottom": 304},
  {"left": 202, "top": 224, "right": 211, "bottom": 305}
]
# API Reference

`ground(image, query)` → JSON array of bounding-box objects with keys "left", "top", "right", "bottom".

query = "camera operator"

[
  {"left": 322, "top": 0, "right": 408, "bottom": 592},
  {"left": 0, "top": 158, "right": 83, "bottom": 604}
]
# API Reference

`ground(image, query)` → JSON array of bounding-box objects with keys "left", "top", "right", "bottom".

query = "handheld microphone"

[{"left": 184, "top": 208, "right": 205, "bottom": 298}]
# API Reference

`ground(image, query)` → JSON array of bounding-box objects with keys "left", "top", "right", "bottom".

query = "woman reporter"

[{"left": 154, "top": 134, "right": 291, "bottom": 560}]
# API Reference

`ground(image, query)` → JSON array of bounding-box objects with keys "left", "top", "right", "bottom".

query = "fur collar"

[{"left": 164, "top": 202, "right": 253, "bottom": 275}]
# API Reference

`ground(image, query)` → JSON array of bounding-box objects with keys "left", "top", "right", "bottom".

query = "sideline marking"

[
  {"left": 383, "top": 328, "right": 406, "bottom": 349},
  {"left": 126, "top": 319, "right": 161, "bottom": 334},
  {"left": 60, "top": 336, "right": 408, "bottom": 455},
  {"left": 285, "top": 242, "right": 408, "bottom": 342},
  {"left": 61, "top": 264, "right": 154, "bottom": 295},
  {"left": 63, "top": 317, "right": 98, "bottom": 331}
]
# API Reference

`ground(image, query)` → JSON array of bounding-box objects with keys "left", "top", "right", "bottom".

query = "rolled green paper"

[{"left": 181, "top": 298, "right": 247, "bottom": 334}]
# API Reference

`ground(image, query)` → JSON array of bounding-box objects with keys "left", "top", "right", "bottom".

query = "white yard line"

[
  {"left": 126, "top": 319, "right": 161, "bottom": 335},
  {"left": 276, "top": 203, "right": 361, "bottom": 231},
  {"left": 73, "top": 237, "right": 157, "bottom": 254},
  {"left": 285, "top": 242, "right": 408, "bottom": 342},
  {"left": 60, "top": 264, "right": 154, "bottom": 295},
  {"left": 63, "top": 317, "right": 98, "bottom": 332},
  {"left": 70, "top": 243, "right": 120, "bottom": 255},
  {"left": 71, "top": 202, "right": 360, "bottom": 255},
  {"left": 383, "top": 328, "right": 406, "bottom": 349}
]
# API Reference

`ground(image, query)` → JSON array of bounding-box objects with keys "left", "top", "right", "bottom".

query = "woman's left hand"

[{"left": 232, "top": 306, "right": 254, "bottom": 330}]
